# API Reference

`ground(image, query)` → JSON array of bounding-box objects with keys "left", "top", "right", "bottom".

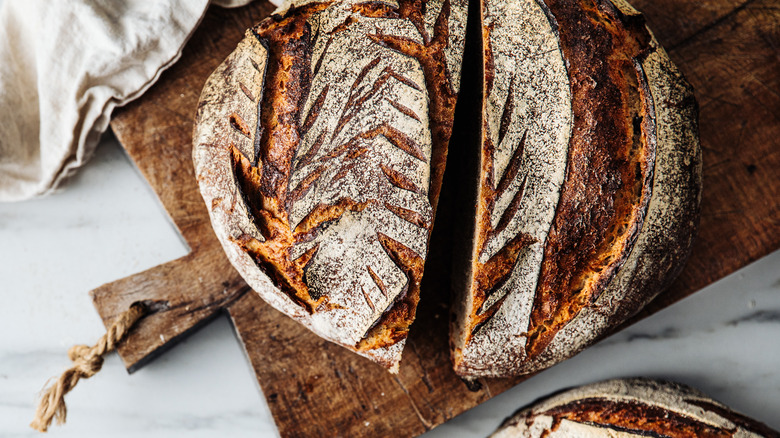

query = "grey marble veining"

[{"left": 1, "top": 133, "right": 778, "bottom": 437}]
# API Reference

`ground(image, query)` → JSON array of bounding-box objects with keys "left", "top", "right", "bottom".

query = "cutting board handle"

[{"left": 90, "top": 247, "right": 249, "bottom": 373}]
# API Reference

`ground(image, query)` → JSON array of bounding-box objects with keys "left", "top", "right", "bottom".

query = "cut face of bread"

[
  {"left": 193, "top": 0, "right": 467, "bottom": 371},
  {"left": 451, "top": 0, "right": 701, "bottom": 377},
  {"left": 491, "top": 378, "right": 779, "bottom": 438}
]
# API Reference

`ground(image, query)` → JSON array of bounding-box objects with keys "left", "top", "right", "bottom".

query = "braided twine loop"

[{"left": 30, "top": 302, "right": 148, "bottom": 432}]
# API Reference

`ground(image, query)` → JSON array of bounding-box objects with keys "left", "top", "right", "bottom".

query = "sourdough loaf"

[
  {"left": 192, "top": 0, "right": 467, "bottom": 372},
  {"left": 450, "top": 0, "right": 701, "bottom": 377},
  {"left": 491, "top": 378, "right": 779, "bottom": 437}
]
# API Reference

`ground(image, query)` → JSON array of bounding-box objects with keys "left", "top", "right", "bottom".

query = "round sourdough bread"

[
  {"left": 491, "top": 378, "right": 778, "bottom": 437},
  {"left": 192, "top": 0, "right": 467, "bottom": 372},
  {"left": 450, "top": 0, "right": 702, "bottom": 377}
]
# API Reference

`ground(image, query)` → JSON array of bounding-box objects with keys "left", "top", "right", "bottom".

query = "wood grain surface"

[{"left": 95, "top": 1, "right": 780, "bottom": 436}]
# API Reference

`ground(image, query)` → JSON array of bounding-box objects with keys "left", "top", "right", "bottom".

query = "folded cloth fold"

[{"left": 0, "top": 0, "right": 256, "bottom": 202}]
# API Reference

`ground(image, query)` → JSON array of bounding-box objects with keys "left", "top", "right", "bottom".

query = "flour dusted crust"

[
  {"left": 193, "top": 0, "right": 466, "bottom": 371},
  {"left": 451, "top": 0, "right": 702, "bottom": 377},
  {"left": 491, "top": 378, "right": 779, "bottom": 437}
]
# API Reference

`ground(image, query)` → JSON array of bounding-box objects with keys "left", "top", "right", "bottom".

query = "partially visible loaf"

[
  {"left": 491, "top": 378, "right": 779, "bottom": 438},
  {"left": 193, "top": 0, "right": 467, "bottom": 372},
  {"left": 451, "top": 0, "right": 701, "bottom": 377}
]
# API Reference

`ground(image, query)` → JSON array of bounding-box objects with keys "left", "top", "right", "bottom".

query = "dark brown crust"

[
  {"left": 524, "top": 0, "right": 657, "bottom": 357},
  {"left": 511, "top": 39, "right": 701, "bottom": 376},
  {"left": 543, "top": 398, "right": 731, "bottom": 438}
]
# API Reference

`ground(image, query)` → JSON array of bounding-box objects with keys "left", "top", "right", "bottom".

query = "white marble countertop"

[{"left": 1, "top": 133, "right": 779, "bottom": 437}]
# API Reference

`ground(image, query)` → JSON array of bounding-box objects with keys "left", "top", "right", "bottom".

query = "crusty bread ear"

[
  {"left": 451, "top": 0, "right": 701, "bottom": 378},
  {"left": 491, "top": 378, "right": 778, "bottom": 437},
  {"left": 193, "top": 0, "right": 467, "bottom": 372}
]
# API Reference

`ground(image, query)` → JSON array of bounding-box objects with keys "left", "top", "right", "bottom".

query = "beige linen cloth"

[{"left": 0, "top": 0, "right": 266, "bottom": 201}]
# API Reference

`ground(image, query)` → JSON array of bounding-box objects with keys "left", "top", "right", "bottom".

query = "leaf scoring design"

[
  {"left": 217, "top": 0, "right": 466, "bottom": 356},
  {"left": 284, "top": 1, "right": 440, "bottom": 342},
  {"left": 469, "top": 0, "right": 573, "bottom": 324}
]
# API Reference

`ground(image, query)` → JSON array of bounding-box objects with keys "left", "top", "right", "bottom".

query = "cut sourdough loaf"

[
  {"left": 192, "top": 0, "right": 467, "bottom": 372},
  {"left": 450, "top": 0, "right": 702, "bottom": 377},
  {"left": 491, "top": 378, "right": 779, "bottom": 438},
  {"left": 194, "top": 0, "right": 700, "bottom": 374}
]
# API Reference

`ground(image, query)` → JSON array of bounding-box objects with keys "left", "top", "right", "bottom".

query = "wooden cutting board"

[{"left": 93, "top": 1, "right": 780, "bottom": 436}]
